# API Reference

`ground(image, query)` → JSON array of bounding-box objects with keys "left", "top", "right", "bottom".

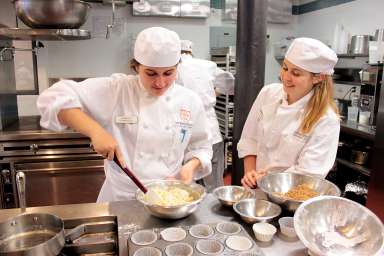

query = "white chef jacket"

[
  {"left": 37, "top": 74, "right": 213, "bottom": 201},
  {"left": 237, "top": 83, "right": 340, "bottom": 177},
  {"left": 177, "top": 54, "right": 234, "bottom": 144}
]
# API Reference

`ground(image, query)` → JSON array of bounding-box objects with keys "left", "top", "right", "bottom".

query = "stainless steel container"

[
  {"left": 136, "top": 180, "right": 206, "bottom": 219},
  {"left": 351, "top": 149, "right": 369, "bottom": 165},
  {"left": 257, "top": 172, "right": 341, "bottom": 212},
  {"left": 294, "top": 196, "right": 384, "bottom": 256},
  {"left": 0, "top": 213, "right": 65, "bottom": 255},
  {"left": 14, "top": 0, "right": 91, "bottom": 29},
  {"left": 349, "top": 35, "right": 373, "bottom": 55},
  {"left": 375, "top": 28, "right": 384, "bottom": 41}
]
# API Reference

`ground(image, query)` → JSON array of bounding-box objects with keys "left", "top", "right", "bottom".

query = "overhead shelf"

[
  {"left": 337, "top": 54, "right": 369, "bottom": 58},
  {"left": 336, "top": 158, "right": 371, "bottom": 177},
  {"left": 0, "top": 28, "right": 91, "bottom": 41},
  {"left": 340, "top": 120, "right": 376, "bottom": 141}
]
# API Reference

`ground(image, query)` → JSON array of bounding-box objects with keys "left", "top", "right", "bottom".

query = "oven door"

[{"left": 13, "top": 158, "right": 105, "bottom": 207}]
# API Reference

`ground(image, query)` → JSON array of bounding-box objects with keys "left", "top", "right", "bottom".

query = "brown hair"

[
  {"left": 300, "top": 75, "right": 339, "bottom": 134},
  {"left": 130, "top": 58, "right": 140, "bottom": 73},
  {"left": 130, "top": 58, "right": 181, "bottom": 72},
  {"left": 181, "top": 50, "right": 193, "bottom": 57}
]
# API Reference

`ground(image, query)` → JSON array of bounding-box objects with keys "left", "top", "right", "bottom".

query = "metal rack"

[{"left": 211, "top": 47, "right": 235, "bottom": 170}]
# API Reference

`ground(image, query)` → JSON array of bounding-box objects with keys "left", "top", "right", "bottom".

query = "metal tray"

[{"left": 127, "top": 222, "right": 265, "bottom": 256}]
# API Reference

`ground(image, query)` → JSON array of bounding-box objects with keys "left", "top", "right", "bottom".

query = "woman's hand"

[
  {"left": 179, "top": 164, "right": 195, "bottom": 183},
  {"left": 168, "top": 158, "right": 201, "bottom": 183},
  {"left": 90, "top": 129, "right": 125, "bottom": 167},
  {"left": 58, "top": 109, "right": 126, "bottom": 167},
  {"left": 241, "top": 169, "right": 266, "bottom": 189}
]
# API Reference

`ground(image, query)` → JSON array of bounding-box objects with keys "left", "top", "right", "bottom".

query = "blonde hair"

[{"left": 300, "top": 75, "right": 339, "bottom": 134}]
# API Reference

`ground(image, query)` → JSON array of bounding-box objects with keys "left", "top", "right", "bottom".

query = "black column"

[
  {"left": 231, "top": 0, "right": 267, "bottom": 185},
  {"left": 367, "top": 69, "right": 384, "bottom": 220}
]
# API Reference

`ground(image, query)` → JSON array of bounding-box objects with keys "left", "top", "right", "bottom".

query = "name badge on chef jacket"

[{"left": 115, "top": 115, "right": 138, "bottom": 124}]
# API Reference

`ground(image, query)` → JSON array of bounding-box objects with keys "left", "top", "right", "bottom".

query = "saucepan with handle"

[
  {"left": 0, "top": 172, "right": 65, "bottom": 256},
  {"left": 0, "top": 172, "right": 110, "bottom": 255}
]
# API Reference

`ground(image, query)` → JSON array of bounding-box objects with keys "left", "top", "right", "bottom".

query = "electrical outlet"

[{"left": 334, "top": 84, "right": 360, "bottom": 100}]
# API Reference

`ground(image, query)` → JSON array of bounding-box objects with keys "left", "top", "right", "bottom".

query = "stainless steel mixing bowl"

[
  {"left": 233, "top": 198, "right": 281, "bottom": 224},
  {"left": 14, "top": 0, "right": 91, "bottom": 29},
  {"left": 136, "top": 180, "right": 206, "bottom": 219},
  {"left": 212, "top": 185, "right": 255, "bottom": 207},
  {"left": 257, "top": 172, "right": 341, "bottom": 212},
  {"left": 294, "top": 196, "right": 384, "bottom": 256}
]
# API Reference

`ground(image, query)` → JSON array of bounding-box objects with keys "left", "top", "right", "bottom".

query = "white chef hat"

[
  {"left": 181, "top": 40, "right": 193, "bottom": 52},
  {"left": 134, "top": 27, "right": 181, "bottom": 67},
  {"left": 285, "top": 37, "right": 338, "bottom": 75}
]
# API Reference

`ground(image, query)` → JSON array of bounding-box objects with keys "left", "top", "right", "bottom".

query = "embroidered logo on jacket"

[{"left": 179, "top": 107, "right": 191, "bottom": 122}]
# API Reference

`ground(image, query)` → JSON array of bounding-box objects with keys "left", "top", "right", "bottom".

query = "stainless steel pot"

[
  {"left": 0, "top": 172, "right": 66, "bottom": 255},
  {"left": 0, "top": 213, "right": 65, "bottom": 255},
  {"left": 349, "top": 35, "right": 373, "bottom": 55},
  {"left": 14, "top": 0, "right": 91, "bottom": 29},
  {"left": 0, "top": 172, "right": 89, "bottom": 255},
  {"left": 351, "top": 149, "right": 369, "bottom": 165},
  {"left": 375, "top": 29, "right": 384, "bottom": 41}
]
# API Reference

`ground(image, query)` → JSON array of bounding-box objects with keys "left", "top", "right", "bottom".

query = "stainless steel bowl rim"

[
  {"left": 13, "top": 0, "right": 92, "bottom": 8},
  {"left": 212, "top": 185, "right": 255, "bottom": 203},
  {"left": 257, "top": 172, "right": 341, "bottom": 203},
  {"left": 135, "top": 180, "right": 206, "bottom": 208},
  {"left": 294, "top": 195, "right": 384, "bottom": 255},
  {"left": 233, "top": 198, "right": 282, "bottom": 220}
]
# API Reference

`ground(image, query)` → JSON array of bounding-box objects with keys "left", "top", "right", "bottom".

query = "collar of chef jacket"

[
  {"left": 262, "top": 86, "right": 314, "bottom": 149},
  {"left": 280, "top": 88, "right": 314, "bottom": 109}
]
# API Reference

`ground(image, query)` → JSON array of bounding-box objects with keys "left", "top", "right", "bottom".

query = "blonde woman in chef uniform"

[
  {"left": 37, "top": 27, "right": 213, "bottom": 202},
  {"left": 237, "top": 37, "right": 340, "bottom": 189},
  {"left": 177, "top": 40, "right": 235, "bottom": 192}
]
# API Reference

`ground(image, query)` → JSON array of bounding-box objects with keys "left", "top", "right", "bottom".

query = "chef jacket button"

[
  {"left": 165, "top": 125, "right": 171, "bottom": 130},
  {"left": 143, "top": 123, "right": 148, "bottom": 129},
  {"left": 139, "top": 152, "right": 144, "bottom": 157},
  {"left": 165, "top": 96, "right": 171, "bottom": 101}
]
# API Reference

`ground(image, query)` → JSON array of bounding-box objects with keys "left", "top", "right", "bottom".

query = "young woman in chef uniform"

[
  {"left": 37, "top": 27, "right": 213, "bottom": 202},
  {"left": 238, "top": 37, "right": 340, "bottom": 189}
]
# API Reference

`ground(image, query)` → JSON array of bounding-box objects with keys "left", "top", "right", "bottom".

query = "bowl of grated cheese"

[
  {"left": 136, "top": 180, "right": 206, "bottom": 219},
  {"left": 257, "top": 172, "right": 341, "bottom": 212}
]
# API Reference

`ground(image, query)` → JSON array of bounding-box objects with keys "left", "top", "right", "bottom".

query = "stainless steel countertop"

[
  {"left": 0, "top": 116, "right": 85, "bottom": 141},
  {"left": 0, "top": 192, "right": 307, "bottom": 256}
]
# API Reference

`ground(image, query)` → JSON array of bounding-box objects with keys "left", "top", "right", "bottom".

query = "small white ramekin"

[
  {"left": 278, "top": 217, "right": 297, "bottom": 238},
  {"left": 252, "top": 222, "right": 277, "bottom": 242}
]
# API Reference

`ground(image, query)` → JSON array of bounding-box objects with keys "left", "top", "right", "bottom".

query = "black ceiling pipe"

[{"left": 232, "top": 0, "right": 267, "bottom": 185}]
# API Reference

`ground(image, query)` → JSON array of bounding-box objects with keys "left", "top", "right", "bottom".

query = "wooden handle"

[{"left": 113, "top": 155, "right": 148, "bottom": 193}]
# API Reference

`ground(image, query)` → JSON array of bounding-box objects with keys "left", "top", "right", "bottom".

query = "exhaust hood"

[{"left": 0, "top": 28, "right": 91, "bottom": 41}]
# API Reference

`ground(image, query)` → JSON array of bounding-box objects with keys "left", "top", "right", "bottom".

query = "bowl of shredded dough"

[{"left": 136, "top": 180, "right": 206, "bottom": 219}]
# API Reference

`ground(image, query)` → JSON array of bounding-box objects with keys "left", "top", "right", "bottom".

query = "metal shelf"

[
  {"left": 0, "top": 28, "right": 91, "bottom": 41},
  {"left": 340, "top": 120, "right": 376, "bottom": 141},
  {"left": 337, "top": 54, "right": 369, "bottom": 58},
  {"left": 211, "top": 47, "right": 235, "bottom": 171},
  {"left": 336, "top": 158, "right": 371, "bottom": 177}
]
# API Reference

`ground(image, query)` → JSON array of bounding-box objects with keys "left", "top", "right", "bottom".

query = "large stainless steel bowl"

[
  {"left": 294, "top": 196, "right": 384, "bottom": 256},
  {"left": 136, "top": 180, "right": 206, "bottom": 219},
  {"left": 257, "top": 172, "right": 341, "bottom": 212},
  {"left": 212, "top": 185, "right": 255, "bottom": 207},
  {"left": 14, "top": 0, "right": 91, "bottom": 29},
  {"left": 233, "top": 198, "right": 281, "bottom": 224}
]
